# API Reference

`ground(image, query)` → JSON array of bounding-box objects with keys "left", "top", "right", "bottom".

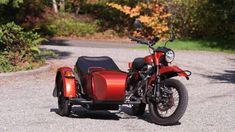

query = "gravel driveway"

[{"left": 0, "top": 40, "right": 234, "bottom": 132}]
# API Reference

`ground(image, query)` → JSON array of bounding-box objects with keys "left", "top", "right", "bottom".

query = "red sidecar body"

[{"left": 53, "top": 56, "right": 127, "bottom": 111}]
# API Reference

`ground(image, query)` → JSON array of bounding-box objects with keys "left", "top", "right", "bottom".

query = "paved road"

[
  {"left": 0, "top": 39, "right": 235, "bottom": 132},
  {"left": 43, "top": 39, "right": 135, "bottom": 49}
]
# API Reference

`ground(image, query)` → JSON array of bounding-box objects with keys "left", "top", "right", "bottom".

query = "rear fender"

[
  {"left": 160, "top": 66, "right": 191, "bottom": 80},
  {"left": 53, "top": 67, "right": 77, "bottom": 98}
]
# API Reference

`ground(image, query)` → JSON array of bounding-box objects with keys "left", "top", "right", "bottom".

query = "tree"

[
  {"left": 0, "top": 0, "right": 24, "bottom": 23},
  {"left": 52, "top": 0, "right": 58, "bottom": 13},
  {"left": 108, "top": 1, "right": 172, "bottom": 38}
]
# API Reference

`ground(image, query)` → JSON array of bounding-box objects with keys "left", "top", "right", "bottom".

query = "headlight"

[{"left": 165, "top": 50, "right": 175, "bottom": 63}]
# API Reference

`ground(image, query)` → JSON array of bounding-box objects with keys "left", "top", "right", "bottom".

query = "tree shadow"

[
  {"left": 42, "top": 39, "right": 71, "bottom": 46},
  {"left": 40, "top": 48, "right": 72, "bottom": 60},
  {"left": 202, "top": 70, "right": 235, "bottom": 84},
  {"left": 199, "top": 58, "right": 235, "bottom": 84}
]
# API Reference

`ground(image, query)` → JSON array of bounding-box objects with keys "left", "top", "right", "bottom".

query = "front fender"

[
  {"left": 53, "top": 67, "right": 77, "bottom": 98},
  {"left": 160, "top": 66, "right": 191, "bottom": 80}
]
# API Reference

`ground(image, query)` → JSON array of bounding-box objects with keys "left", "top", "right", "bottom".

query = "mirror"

[
  {"left": 169, "top": 33, "right": 175, "bottom": 42},
  {"left": 133, "top": 19, "right": 143, "bottom": 29},
  {"left": 152, "top": 37, "right": 160, "bottom": 42}
]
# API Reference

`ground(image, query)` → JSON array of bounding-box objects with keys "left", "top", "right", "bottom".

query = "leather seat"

[
  {"left": 132, "top": 58, "right": 145, "bottom": 70},
  {"left": 75, "top": 56, "right": 119, "bottom": 77}
]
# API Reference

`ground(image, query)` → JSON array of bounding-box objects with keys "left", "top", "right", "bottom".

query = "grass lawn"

[{"left": 135, "top": 39, "right": 235, "bottom": 54}]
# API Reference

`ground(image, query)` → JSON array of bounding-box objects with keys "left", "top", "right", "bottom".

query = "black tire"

[
  {"left": 132, "top": 102, "right": 146, "bottom": 116},
  {"left": 149, "top": 79, "right": 188, "bottom": 125},
  {"left": 58, "top": 96, "right": 71, "bottom": 116},
  {"left": 57, "top": 74, "right": 71, "bottom": 117}
]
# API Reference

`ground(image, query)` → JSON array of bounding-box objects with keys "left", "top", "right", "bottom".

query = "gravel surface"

[{"left": 0, "top": 40, "right": 234, "bottom": 132}]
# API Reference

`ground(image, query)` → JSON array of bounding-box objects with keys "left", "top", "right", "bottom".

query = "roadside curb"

[{"left": 0, "top": 63, "right": 51, "bottom": 78}]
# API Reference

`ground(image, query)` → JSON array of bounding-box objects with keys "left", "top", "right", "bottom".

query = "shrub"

[
  {"left": 0, "top": 22, "right": 45, "bottom": 72},
  {"left": 40, "top": 17, "right": 97, "bottom": 37},
  {"left": 169, "top": 0, "right": 235, "bottom": 39},
  {"left": 79, "top": 3, "right": 131, "bottom": 34},
  {"left": 0, "top": 55, "right": 12, "bottom": 72}
]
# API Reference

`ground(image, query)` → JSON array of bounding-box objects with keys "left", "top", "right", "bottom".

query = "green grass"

[{"left": 135, "top": 39, "right": 235, "bottom": 54}]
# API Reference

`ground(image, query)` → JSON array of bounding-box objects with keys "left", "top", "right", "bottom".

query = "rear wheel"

[
  {"left": 132, "top": 102, "right": 146, "bottom": 116},
  {"left": 57, "top": 74, "right": 71, "bottom": 116},
  {"left": 149, "top": 79, "right": 188, "bottom": 125}
]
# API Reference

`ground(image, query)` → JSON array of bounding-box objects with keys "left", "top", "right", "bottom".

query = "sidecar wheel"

[
  {"left": 149, "top": 79, "right": 188, "bottom": 125},
  {"left": 58, "top": 96, "right": 71, "bottom": 117},
  {"left": 57, "top": 74, "right": 71, "bottom": 117},
  {"left": 132, "top": 102, "right": 146, "bottom": 116}
]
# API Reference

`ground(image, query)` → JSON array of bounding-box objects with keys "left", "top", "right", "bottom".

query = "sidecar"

[{"left": 53, "top": 56, "right": 130, "bottom": 116}]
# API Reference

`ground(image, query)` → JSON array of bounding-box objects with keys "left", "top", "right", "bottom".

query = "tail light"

[{"left": 64, "top": 71, "right": 75, "bottom": 78}]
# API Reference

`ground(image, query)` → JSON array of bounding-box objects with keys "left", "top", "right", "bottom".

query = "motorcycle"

[{"left": 53, "top": 20, "right": 191, "bottom": 125}]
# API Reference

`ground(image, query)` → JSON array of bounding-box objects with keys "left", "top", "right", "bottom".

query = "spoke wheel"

[
  {"left": 157, "top": 88, "right": 179, "bottom": 118},
  {"left": 149, "top": 79, "right": 188, "bottom": 125}
]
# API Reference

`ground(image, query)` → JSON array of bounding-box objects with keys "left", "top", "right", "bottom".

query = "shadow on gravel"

[
  {"left": 50, "top": 107, "right": 120, "bottom": 120},
  {"left": 50, "top": 106, "right": 181, "bottom": 125},
  {"left": 201, "top": 58, "right": 235, "bottom": 84},
  {"left": 202, "top": 70, "right": 235, "bottom": 84},
  {"left": 121, "top": 106, "right": 181, "bottom": 126},
  {"left": 40, "top": 48, "right": 72, "bottom": 60},
  {"left": 42, "top": 39, "right": 71, "bottom": 46},
  {"left": 43, "top": 39, "right": 135, "bottom": 49},
  {"left": 51, "top": 106, "right": 182, "bottom": 125},
  {"left": 206, "top": 70, "right": 235, "bottom": 83}
]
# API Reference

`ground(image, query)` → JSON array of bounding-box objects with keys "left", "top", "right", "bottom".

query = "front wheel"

[{"left": 149, "top": 79, "right": 188, "bottom": 125}]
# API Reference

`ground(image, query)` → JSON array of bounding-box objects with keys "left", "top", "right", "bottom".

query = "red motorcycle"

[{"left": 53, "top": 20, "right": 191, "bottom": 125}]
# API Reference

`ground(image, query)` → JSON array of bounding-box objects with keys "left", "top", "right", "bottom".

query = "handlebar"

[
  {"left": 128, "top": 36, "right": 149, "bottom": 45},
  {"left": 128, "top": 35, "right": 159, "bottom": 50}
]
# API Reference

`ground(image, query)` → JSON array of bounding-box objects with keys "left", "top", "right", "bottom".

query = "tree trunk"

[
  {"left": 52, "top": 0, "right": 58, "bottom": 13},
  {"left": 75, "top": 6, "right": 80, "bottom": 15}
]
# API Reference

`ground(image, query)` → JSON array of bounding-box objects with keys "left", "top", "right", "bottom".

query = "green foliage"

[
  {"left": 0, "top": 0, "right": 9, "bottom": 5},
  {"left": 0, "top": 22, "right": 45, "bottom": 54},
  {"left": 0, "top": 0, "right": 23, "bottom": 8},
  {"left": 0, "top": 0, "right": 51, "bottom": 25},
  {"left": 0, "top": 22, "right": 46, "bottom": 72},
  {"left": 79, "top": 2, "right": 131, "bottom": 34},
  {"left": 170, "top": 0, "right": 235, "bottom": 39},
  {"left": 40, "top": 17, "right": 97, "bottom": 37},
  {"left": 0, "top": 0, "right": 233, "bottom": 52},
  {"left": 0, "top": 55, "right": 12, "bottom": 72},
  {"left": 0, "top": 0, "right": 24, "bottom": 23}
]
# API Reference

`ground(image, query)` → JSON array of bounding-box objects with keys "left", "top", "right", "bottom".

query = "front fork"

[{"left": 153, "top": 65, "right": 161, "bottom": 101}]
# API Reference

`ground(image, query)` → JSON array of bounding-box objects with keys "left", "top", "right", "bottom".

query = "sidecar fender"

[
  {"left": 160, "top": 66, "right": 190, "bottom": 80},
  {"left": 53, "top": 67, "right": 77, "bottom": 98}
]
